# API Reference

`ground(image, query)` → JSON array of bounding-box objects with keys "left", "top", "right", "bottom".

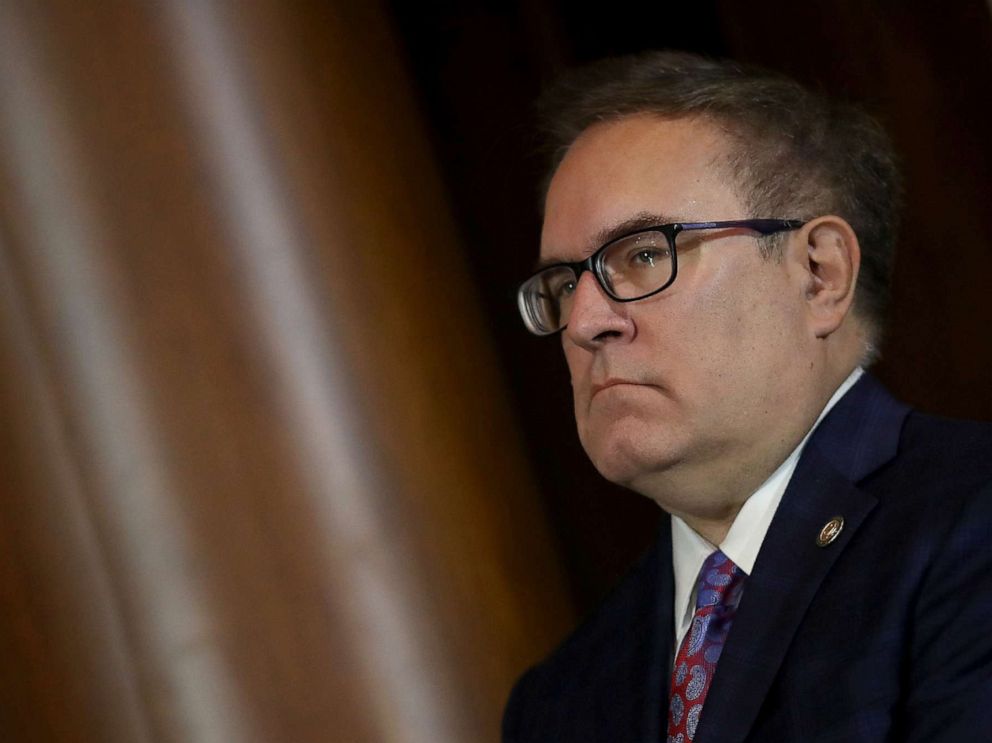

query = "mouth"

[{"left": 590, "top": 379, "right": 647, "bottom": 397}]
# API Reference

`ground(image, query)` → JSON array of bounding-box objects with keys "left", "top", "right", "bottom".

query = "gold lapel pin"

[{"left": 816, "top": 516, "right": 845, "bottom": 547}]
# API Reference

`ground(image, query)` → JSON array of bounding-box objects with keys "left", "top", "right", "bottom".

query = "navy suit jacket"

[{"left": 503, "top": 374, "right": 992, "bottom": 742}]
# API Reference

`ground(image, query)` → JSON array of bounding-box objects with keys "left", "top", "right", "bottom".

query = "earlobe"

[{"left": 802, "top": 216, "right": 860, "bottom": 338}]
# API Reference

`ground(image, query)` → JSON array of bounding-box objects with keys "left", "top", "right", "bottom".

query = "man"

[{"left": 504, "top": 52, "right": 992, "bottom": 742}]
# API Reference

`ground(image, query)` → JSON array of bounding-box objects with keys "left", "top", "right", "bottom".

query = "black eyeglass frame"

[{"left": 518, "top": 218, "right": 806, "bottom": 335}]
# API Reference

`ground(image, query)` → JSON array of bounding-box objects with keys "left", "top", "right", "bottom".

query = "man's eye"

[
  {"left": 557, "top": 280, "right": 577, "bottom": 298},
  {"left": 629, "top": 248, "right": 668, "bottom": 267}
]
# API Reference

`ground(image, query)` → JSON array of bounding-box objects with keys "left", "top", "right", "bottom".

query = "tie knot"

[{"left": 694, "top": 550, "right": 744, "bottom": 611}]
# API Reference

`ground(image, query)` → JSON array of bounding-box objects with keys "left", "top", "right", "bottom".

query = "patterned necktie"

[{"left": 666, "top": 550, "right": 746, "bottom": 743}]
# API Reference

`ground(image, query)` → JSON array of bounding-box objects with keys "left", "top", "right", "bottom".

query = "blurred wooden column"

[{"left": 0, "top": 1, "right": 572, "bottom": 742}]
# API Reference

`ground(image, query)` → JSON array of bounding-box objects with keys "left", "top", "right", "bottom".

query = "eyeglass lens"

[{"left": 519, "top": 229, "right": 674, "bottom": 335}]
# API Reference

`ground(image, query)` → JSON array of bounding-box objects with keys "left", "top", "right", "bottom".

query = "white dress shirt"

[{"left": 670, "top": 367, "right": 864, "bottom": 651}]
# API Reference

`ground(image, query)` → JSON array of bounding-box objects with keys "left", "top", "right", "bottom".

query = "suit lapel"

[
  {"left": 695, "top": 449, "right": 876, "bottom": 743},
  {"left": 695, "top": 374, "right": 910, "bottom": 743}
]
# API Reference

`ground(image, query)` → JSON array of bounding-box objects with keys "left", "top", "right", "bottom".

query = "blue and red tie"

[{"left": 666, "top": 550, "right": 746, "bottom": 742}]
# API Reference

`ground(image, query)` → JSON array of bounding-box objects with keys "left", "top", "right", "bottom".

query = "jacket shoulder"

[{"left": 877, "top": 411, "right": 992, "bottom": 499}]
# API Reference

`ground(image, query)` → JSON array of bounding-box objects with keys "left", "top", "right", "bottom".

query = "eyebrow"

[{"left": 534, "top": 211, "right": 687, "bottom": 271}]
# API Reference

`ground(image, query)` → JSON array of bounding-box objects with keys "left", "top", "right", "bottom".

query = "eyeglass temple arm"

[{"left": 678, "top": 219, "right": 806, "bottom": 234}]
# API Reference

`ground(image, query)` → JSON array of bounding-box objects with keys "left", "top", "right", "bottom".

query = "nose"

[{"left": 563, "top": 271, "right": 634, "bottom": 350}]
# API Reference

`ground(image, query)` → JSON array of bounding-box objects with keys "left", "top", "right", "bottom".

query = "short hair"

[{"left": 537, "top": 51, "right": 903, "bottom": 348}]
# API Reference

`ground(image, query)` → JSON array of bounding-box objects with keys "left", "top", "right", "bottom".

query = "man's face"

[{"left": 541, "top": 115, "right": 816, "bottom": 518}]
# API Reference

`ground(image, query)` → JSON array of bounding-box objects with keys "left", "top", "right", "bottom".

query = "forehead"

[{"left": 541, "top": 115, "right": 743, "bottom": 260}]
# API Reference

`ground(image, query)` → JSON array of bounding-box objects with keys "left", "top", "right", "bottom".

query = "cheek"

[{"left": 675, "top": 274, "right": 804, "bottom": 384}]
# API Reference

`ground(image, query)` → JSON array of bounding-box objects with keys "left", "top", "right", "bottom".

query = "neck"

[
  {"left": 648, "top": 445, "right": 797, "bottom": 545},
  {"left": 677, "top": 508, "right": 738, "bottom": 547}
]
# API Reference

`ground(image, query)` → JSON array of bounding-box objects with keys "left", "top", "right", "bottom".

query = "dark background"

[{"left": 385, "top": 0, "right": 992, "bottom": 614}]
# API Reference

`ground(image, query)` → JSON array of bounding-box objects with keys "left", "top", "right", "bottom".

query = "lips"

[{"left": 590, "top": 379, "right": 645, "bottom": 397}]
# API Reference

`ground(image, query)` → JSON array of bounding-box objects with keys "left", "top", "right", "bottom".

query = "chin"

[{"left": 580, "top": 419, "right": 683, "bottom": 488}]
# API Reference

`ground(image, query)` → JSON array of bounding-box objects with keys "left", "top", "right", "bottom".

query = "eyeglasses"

[{"left": 517, "top": 218, "right": 805, "bottom": 336}]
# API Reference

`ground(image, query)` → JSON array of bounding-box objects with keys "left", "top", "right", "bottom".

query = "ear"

[{"left": 800, "top": 216, "right": 860, "bottom": 338}]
